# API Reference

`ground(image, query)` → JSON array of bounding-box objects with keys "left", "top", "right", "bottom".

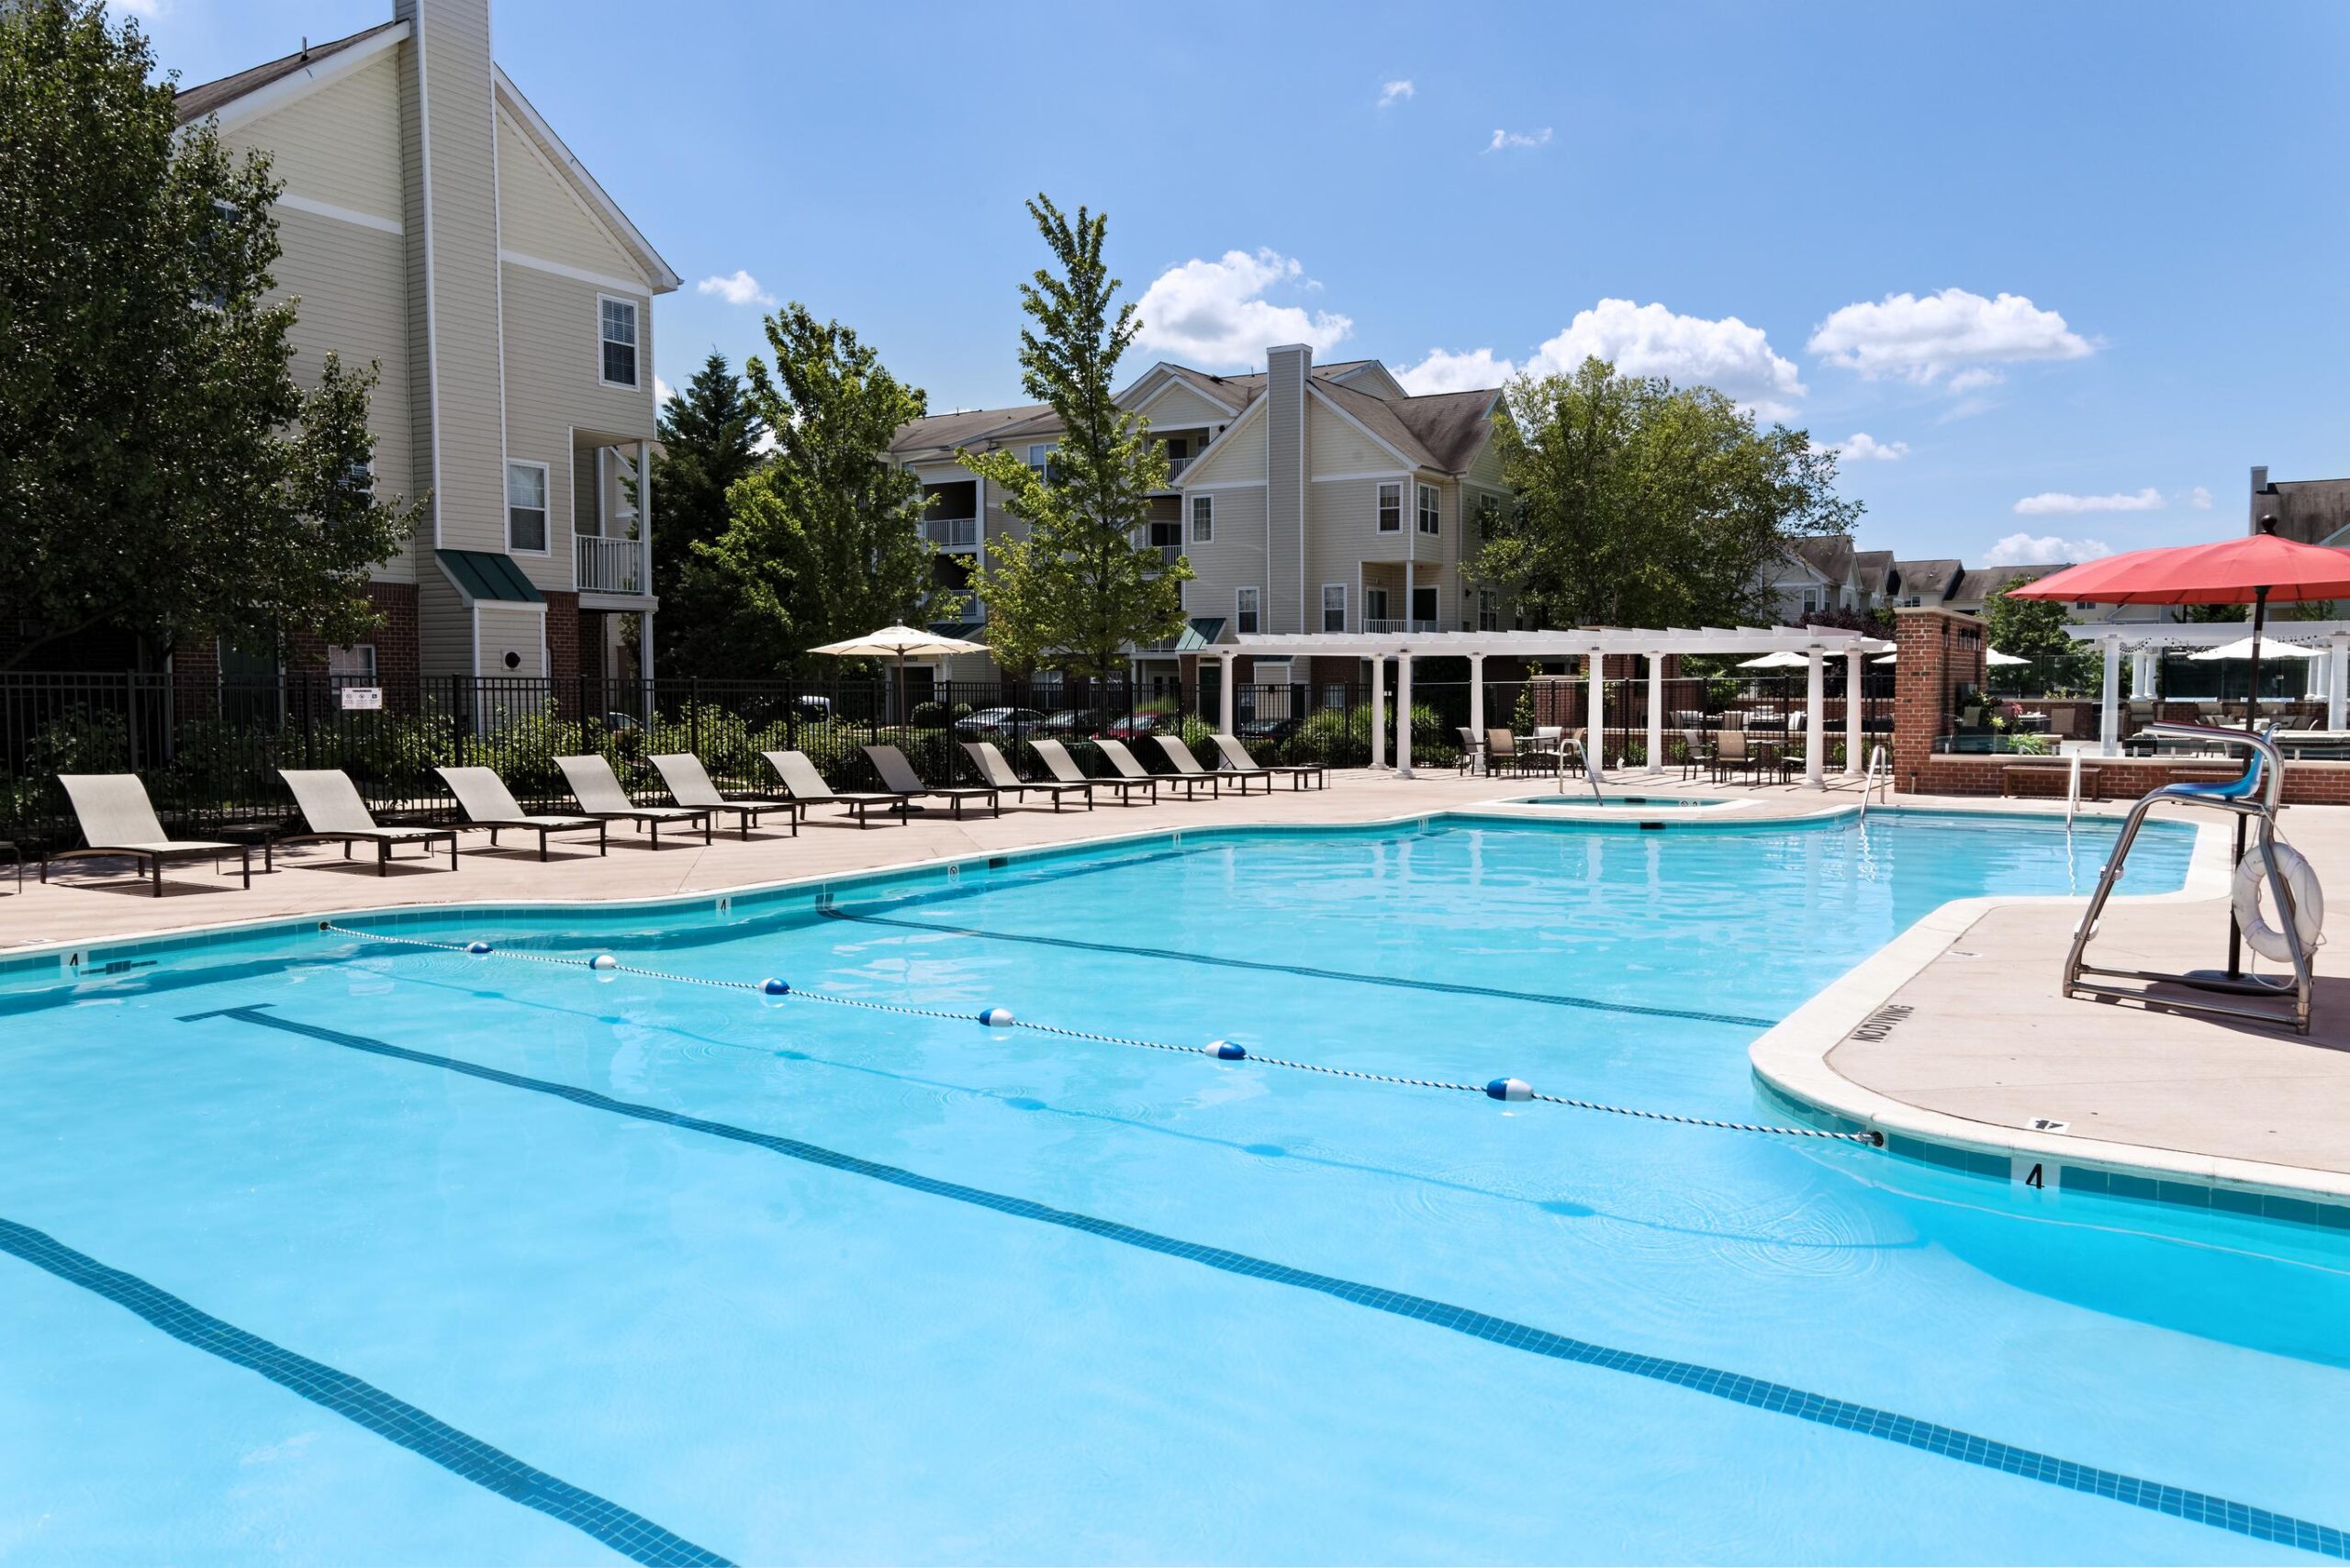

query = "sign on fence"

[{"left": 339, "top": 686, "right": 384, "bottom": 711}]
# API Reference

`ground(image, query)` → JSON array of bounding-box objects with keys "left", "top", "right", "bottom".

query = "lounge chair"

[
  {"left": 1096, "top": 736, "right": 1217, "bottom": 800},
  {"left": 761, "top": 749, "right": 907, "bottom": 828},
  {"left": 1211, "top": 733, "right": 1325, "bottom": 790},
  {"left": 42, "top": 774, "right": 251, "bottom": 896},
  {"left": 272, "top": 769, "right": 459, "bottom": 874},
  {"left": 1158, "top": 734, "right": 1269, "bottom": 794},
  {"left": 962, "top": 741, "right": 1093, "bottom": 811},
  {"left": 647, "top": 753, "right": 799, "bottom": 839},
  {"left": 1032, "top": 737, "right": 1157, "bottom": 805},
  {"left": 434, "top": 767, "right": 609, "bottom": 859},
  {"left": 862, "top": 744, "right": 999, "bottom": 819},
  {"left": 555, "top": 755, "right": 713, "bottom": 846}
]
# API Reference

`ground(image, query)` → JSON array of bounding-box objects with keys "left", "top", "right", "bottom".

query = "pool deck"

[{"left": 10, "top": 766, "right": 2350, "bottom": 1202}]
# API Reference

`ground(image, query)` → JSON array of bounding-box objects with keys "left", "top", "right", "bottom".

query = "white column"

[
  {"left": 2099, "top": 635, "right": 2121, "bottom": 756},
  {"left": 1404, "top": 559, "right": 1416, "bottom": 631},
  {"left": 1370, "top": 656, "right": 1386, "bottom": 770},
  {"left": 1644, "top": 653, "right": 1665, "bottom": 777},
  {"left": 641, "top": 610, "right": 655, "bottom": 687},
  {"left": 1395, "top": 652, "right": 1415, "bottom": 778},
  {"left": 638, "top": 438, "right": 655, "bottom": 693},
  {"left": 1805, "top": 648, "right": 1827, "bottom": 788},
  {"left": 1467, "top": 654, "right": 1486, "bottom": 771},
  {"left": 1217, "top": 650, "right": 1236, "bottom": 734},
  {"left": 2332, "top": 634, "right": 2350, "bottom": 731},
  {"left": 1586, "top": 649, "right": 1606, "bottom": 782},
  {"left": 1844, "top": 648, "right": 1865, "bottom": 776}
]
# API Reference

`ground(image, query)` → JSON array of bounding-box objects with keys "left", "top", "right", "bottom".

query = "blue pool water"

[
  {"left": 1509, "top": 792, "right": 1734, "bottom": 809},
  {"left": 6, "top": 809, "right": 2347, "bottom": 1564}
]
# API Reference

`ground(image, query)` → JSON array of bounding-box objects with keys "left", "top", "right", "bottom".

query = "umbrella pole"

[{"left": 2225, "top": 586, "right": 2270, "bottom": 979}]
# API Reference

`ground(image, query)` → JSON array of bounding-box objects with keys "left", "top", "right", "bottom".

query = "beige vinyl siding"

[
  {"left": 416, "top": 569, "right": 471, "bottom": 678},
  {"left": 1304, "top": 476, "right": 1404, "bottom": 609},
  {"left": 218, "top": 52, "right": 406, "bottom": 223},
  {"left": 494, "top": 106, "right": 640, "bottom": 282},
  {"left": 1181, "top": 405, "right": 1265, "bottom": 487},
  {"left": 1181, "top": 487, "right": 1268, "bottom": 634},
  {"left": 476, "top": 603, "right": 546, "bottom": 677},
  {"left": 269, "top": 207, "right": 418, "bottom": 582},
  {"left": 1306, "top": 396, "right": 1399, "bottom": 476},
  {"left": 1138, "top": 382, "right": 1237, "bottom": 431},
  {"left": 500, "top": 263, "right": 655, "bottom": 589}
]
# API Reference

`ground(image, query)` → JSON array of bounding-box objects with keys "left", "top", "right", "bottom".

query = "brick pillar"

[{"left": 1892, "top": 607, "right": 1986, "bottom": 790}]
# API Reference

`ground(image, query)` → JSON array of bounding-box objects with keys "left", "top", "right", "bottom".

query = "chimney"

[
  {"left": 2250, "top": 465, "right": 2273, "bottom": 536},
  {"left": 1265, "top": 344, "right": 1310, "bottom": 632}
]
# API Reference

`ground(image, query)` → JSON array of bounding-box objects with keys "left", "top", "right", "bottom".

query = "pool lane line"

[
  {"left": 182, "top": 1002, "right": 2349, "bottom": 1562},
  {"left": 0, "top": 1210, "right": 731, "bottom": 1568},
  {"left": 814, "top": 906, "right": 1783, "bottom": 1031}
]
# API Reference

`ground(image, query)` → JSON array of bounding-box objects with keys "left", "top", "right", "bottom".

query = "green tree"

[
  {"left": 648, "top": 351, "right": 766, "bottom": 677},
  {"left": 1468, "top": 357, "right": 1857, "bottom": 631},
  {"left": 695, "top": 304, "right": 951, "bottom": 672},
  {"left": 0, "top": 0, "right": 419, "bottom": 668},
  {"left": 2181, "top": 602, "right": 2248, "bottom": 624},
  {"left": 1983, "top": 577, "right": 2074, "bottom": 655},
  {"left": 959, "top": 196, "right": 1189, "bottom": 680}
]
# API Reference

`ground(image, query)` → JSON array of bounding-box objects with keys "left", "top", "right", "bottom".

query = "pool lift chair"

[{"left": 2062, "top": 722, "right": 2321, "bottom": 1035}]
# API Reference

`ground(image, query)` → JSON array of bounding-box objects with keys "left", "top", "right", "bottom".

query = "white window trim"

[
  {"left": 1321, "top": 582, "right": 1347, "bottom": 633},
  {"left": 1376, "top": 481, "right": 1403, "bottom": 533},
  {"left": 506, "top": 458, "right": 553, "bottom": 555},
  {"left": 1416, "top": 482, "right": 1439, "bottom": 536},
  {"left": 1191, "top": 493, "right": 1214, "bottom": 543},
  {"left": 1236, "top": 585, "right": 1261, "bottom": 634},
  {"left": 596, "top": 293, "right": 640, "bottom": 390},
  {"left": 1477, "top": 588, "right": 1502, "bottom": 633}
]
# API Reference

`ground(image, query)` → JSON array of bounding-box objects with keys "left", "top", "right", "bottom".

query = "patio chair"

[
  {"left": 1454, "top": 725, "right": 1485, "bottom": 777},
  {"left": 1485, "top": 728, "right": 1522, "bottom": 776},
  {"left": 42, "top": 774, "right": 252, "bottom": 897},
  {"left": 273, "top": 768, "right": 459, "bottom": 875},
  {"left": 862, "top": 744, "right": 1000, "bottom": 819},
  {"left": 1212, "top": 733, "right": 1326, "bottom": 790},
  {"left": 1678, "top": 728, "right": 1712, "bottom": 782},
  {"left": 1096, "top": 736, "right": 1218, "bottom": 801},
  {"left": 1158, "top": 734, "right": 1270, "bottom": 794},
  {"left": 761, "top": 749, "right": 907, "bottom": 828},
  {"left": 434, "top": 767, "right": 609, "bottom": 860},
  {"left": 1032, "top": 737, "right": 1158, "bottom": 805},
  {"left": 648, "top": 753, "right": 800, "bottom": 839},
  {"left": 962, "top": 741, "right": 1093, "bottom": 811},
  {"left": 555, "top": 755, "right": 713, "bottom": 847},
  {"left": 1709, "top": 730, "right": 1758, "bottom": 784}
]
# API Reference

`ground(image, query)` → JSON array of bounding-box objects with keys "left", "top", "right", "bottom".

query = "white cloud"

[
  {"left": 655, "top": 375, "right": 675, "bottom": 406},
  {"left": 1818, "top": 431, "right": 1908, "bottom": 463},
  {"left": 1807, "top": 288, "right": 2092, "bottom": 387},
  {"left": 106, "top": 0, "right": 161, "bottom": 14},
  {"left": 696, "top": 270, "right": 776, "bottom": 308},
  {"left": 1132, "top": 249, "right": 1353, "bottom": 368},
  {"left": 1395, "top": 347, "right": 1516, "bottom": 395},
  {"left": 1982, "top": 532, "right": 2115, "bottom": 567},
  {"left": 1486, "top": 127, "right": 1553, "bottom": 152},
  {"left": 1378, "top": 79, "right": 1415, "bottom": 108},
  {"left": 2012, "top": 487, "right": 2165, "bottom": 516},
  {"left": 1526, "top": 297, "right": 1806, "bottom": 420},
  {"left": 2188, "top": 485, "right": 2213, "bottom": 509}
]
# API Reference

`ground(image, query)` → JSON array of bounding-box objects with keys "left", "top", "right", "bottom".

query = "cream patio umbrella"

[{"left": 808, "top": 623, "right": 990, "bottom": 722}]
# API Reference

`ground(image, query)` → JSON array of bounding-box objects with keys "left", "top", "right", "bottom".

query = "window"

[
  {"left": 1322, "top": 584, "right": 1347, "bottom": 633},
  {"left": 1236, "top": 586, "right": 1260, "bottom": 634},
  {"left": 1416, "top": 483, "right": 1439, "bottom": 535},
  {"left": 1412, "top": 585, "right": 1438, "bottom": 625},
  {"left": 1256, "top": 660, "right": 1292, "bottom": 689},
  {"left": 1148, "top": 517, "right": 1182, "bottom": 554},
  {"left": 1027, "top": 443, "right": 1058, "bottom": 482},
  {"left": 1478, "top": 588, "right": 1501, "bottom": 632},
  {"left": 1364, "top": 587, "right": 1390, "bottom": 623},
  {"left": 1802, "top": 587, "right": 1821, "bottom": 612},
  {"left": 1377, "top": 482, "right": 1402, "bottom": 532},
  {"left": 506, "top": 461, "right": 550, "bottom": 553},
  {"left": 1191, "top": 494, "right": 1214, "bottom": 543},
  {"left": 326, "top": 644, "right": 376, "bottom": 685},
  {"left": 1164, "top": 437, "right": 1188, "bottom": 460},
  {"left": 598, "top": 297, "right": 639, "bottom": 387},
  {"left": 338, "top": 457, "right": 375, "bottom": 503}
]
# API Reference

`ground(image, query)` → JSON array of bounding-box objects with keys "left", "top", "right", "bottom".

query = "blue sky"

[{"left": 138, "top": 0, "right": 2349, "bottom": 566}]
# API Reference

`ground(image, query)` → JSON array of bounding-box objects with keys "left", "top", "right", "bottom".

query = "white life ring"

[{"left": 2232, "top": 841, "right": 2325, "bottom": 964}]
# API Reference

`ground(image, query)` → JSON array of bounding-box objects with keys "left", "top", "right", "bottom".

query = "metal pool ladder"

[{"left": 1858, "top": 745, "right": 1891, "bottom": 819}]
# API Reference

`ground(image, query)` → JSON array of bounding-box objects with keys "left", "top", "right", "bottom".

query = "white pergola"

[
  {"left": 2065, "top": 621, "right": 2350, "bottom": 755},
  {"left": 1221, "top": 625, "right": 1893, "bottom": 788}
]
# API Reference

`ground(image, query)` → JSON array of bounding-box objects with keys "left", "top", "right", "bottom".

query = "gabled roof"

[
  {"left": 1316, "top": 380, "right": 1501, "bottom": 474},
  {"left": 892, "top": 403, "right": 1054, "bottom": 458},
  {"left": 1853, "top": 549, "right": 1896, "bottom": 596},
  {"left": 494, "top": 70, "right": 680, "bottom": 293},
  {"left": 1891, "top": 558, "right": 1964, "bottom": 600},
  {"left": 175, "top": 21, "right": 402, "bottom": 124},
  {"left": 1954, "top": 563, "right": 2069, "bottom": 602},
  {"left": 1787, "top": 534, "right": 1857, "bottom": 585}
]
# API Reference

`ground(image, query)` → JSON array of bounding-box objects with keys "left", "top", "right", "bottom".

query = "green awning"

[{"left": 436, "top": 549, "right": 545, "bottom": 604}]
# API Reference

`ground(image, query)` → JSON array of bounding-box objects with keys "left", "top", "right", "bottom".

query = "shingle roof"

[
  {"left": 1315, "top": 381, "right": 1499, "bottom": 473},
  {"left": 1955, "top": 563, "right": 2068, "bottom": 601},
  {"left": 1788, "top": 535, "right": 1857, "bottom": 584},
  {"left": 436, "top": 549, "right": 545, "bottom": 605},
  {"left": 891, "top": 403, "right": 1053, "bottom": 456},
  {"left": 1853, "top": 549, "right": 1895, "bottom": 595},
  {"left": 1891, "top": 558, "right": 1964, "bottom": 600},
  {"left": 174, "top": 21, "right": 402, "bottom": 125}
]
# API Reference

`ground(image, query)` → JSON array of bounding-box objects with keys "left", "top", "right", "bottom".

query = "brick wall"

[
  {"left": 543, "top": 589, "right": 580, "bottom": 684},
  {"left": 1909, "top": 754, "right": 2350, "bottom": 805},
  {"left": 1891, "top": 606, "right": 1986, "bottom": 787}
]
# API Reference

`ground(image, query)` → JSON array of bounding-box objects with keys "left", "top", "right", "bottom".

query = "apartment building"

[
  {"left": 173, "top": 0, "right": 678, "bottom": 692},
  {"left": 890, "top": 344, "right": 1506, "bottom": 691}
]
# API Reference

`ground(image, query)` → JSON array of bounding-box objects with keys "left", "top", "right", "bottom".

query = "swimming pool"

[
  {"left": 1507, "top": 792, "right": 1736, "bottom": 809},
  {"left": 6, "top": 808, "right": 2346, "bottom": 1564}
]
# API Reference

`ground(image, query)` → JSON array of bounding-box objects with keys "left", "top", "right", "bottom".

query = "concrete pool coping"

[{"left": 10, "top": 767, "right": 2350, "bottom": 1207}]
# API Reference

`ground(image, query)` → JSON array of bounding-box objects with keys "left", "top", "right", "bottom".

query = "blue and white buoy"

[
  {"left": 978, "top": 1006, "right": 1016, "bottom": 1028},
  {"left": 465, "top": 941, "right": 493, "bottom": 957},
  {"left": 1211, "top": 1039, "right": 1248, "bottom": 1060},
  {"left": 1485, "top": 1077, "right": 1532, "bottom": 1103},
  {"left": 760, "top": 977, "right": 791, "bottom": 996},
  {"left": 589, "top": 953, "right": 619, "bottom": 971}
]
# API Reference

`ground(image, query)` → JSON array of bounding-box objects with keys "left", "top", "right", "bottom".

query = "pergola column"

[
  {"left": 1370, "top": 655, "right": 1386, "bottom": 771},
  {"left": 1805, "top": 648, "right": 1827, "bottom": 789},
  {"left": 2333, "top": 633, "right": 2350, "bottom": 731},
  {"left": 1468, "top": 653, "right": 1487, "bottom": 771},
  {"left": 1843, "top": 647, "right": 1865, "bottom": 777},
  {"left": 1217, "top": 650, "right": 1236, "bottom": 734},
  {"left": 1645, "top": 653, "right": 1665, "bottom": 777},
  {"left": 2099, "top": 635, "right": 2122, "bottom": 756},
  {"left": 1586, "top": 647, "right": 1606, "bottom": 782},
  {"left": 1395, "top": 652, "right": 1415, "bottom": 778}
]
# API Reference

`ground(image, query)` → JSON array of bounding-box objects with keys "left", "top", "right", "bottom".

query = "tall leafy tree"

[
  {"left": 960, "top": 196, "right": 1188, "bottom": 680},
  {"left": 0, "top": 0, "right": 417, "bottom": 669},
  {"left": 1983, "top": 577, "right": 2074, "bottom": 655},
  {"left": 1468, "top": 356, "right": 1858, "bottom": 632},
  {"left": 694, "top": 304, "right": 949, "bottom": 672},
  {"left": 647, "top": 351, "right": 765, "bottom": 677}
]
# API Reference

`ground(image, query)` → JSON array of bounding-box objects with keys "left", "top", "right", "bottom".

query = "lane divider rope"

[{"left": 318, "top": 923, "right": 1884, "bottom": 1148}]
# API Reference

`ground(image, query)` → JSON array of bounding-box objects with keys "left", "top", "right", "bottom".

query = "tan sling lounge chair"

[
  {"left": 862, "top": 744, "right": 999, "bottom": 819},
  {"left": 1096, "top": 736, "right": 1216, "bottom": 801},
  {"left": 554, "top": 755, "right": 713, "bottom": 846},
  {"left": 42, "top": 774, "right": 251, "bottom": 896},
  {"left": 962, "top": 741, "right": 1093, "bottom": 810},
  {"left": 435, "top": 767, "right": 609, "bottom": 859},
  {"left": 1031, "top": 737, "right": 1157, "bottom": 805},
  {"left": 274, "top": 769, "right": 459, "bottom": 874},
  {"left": 1211, "top": 733, "right": 1326, "bottom": 790},
  {"left": 648, "top": 753, "right": 799, "bottom": 839},
  {"left": 762, "top": 749, "right": 907, "bottom": 828}
]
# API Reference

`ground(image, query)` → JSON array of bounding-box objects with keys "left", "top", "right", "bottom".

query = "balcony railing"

[
  {"left": 1360, "top": 618, "right": 1444, "bottom": 634},
  {"left": 1166, "top": 454, "right": 1193, "bottom": 480},
  {"left": 922, "top": 516, "right": 979, "bottom": 548},
  {"left": 576, "top": 535, "right": 647, "bottom": 595}
]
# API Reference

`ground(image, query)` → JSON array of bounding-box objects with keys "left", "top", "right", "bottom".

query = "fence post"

[{"left": 690, "top": 676, "right": 701, "bottom": 759}]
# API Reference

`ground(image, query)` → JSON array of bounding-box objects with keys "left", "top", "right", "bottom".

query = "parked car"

[
  {"left": 1237, "top": 715, "right": 1301, "bottom": 742},
  {"left": 1035, "top": 709, "right": 1098, "bottom": 734},
  {"left": 1102, "top": 712, "right": 1170, "bottom": 739},
  {"left": 954, "top": 706, "right": 1049, "bottom": 737}
]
